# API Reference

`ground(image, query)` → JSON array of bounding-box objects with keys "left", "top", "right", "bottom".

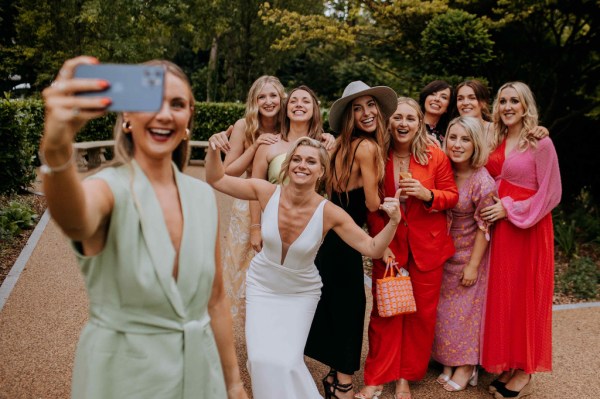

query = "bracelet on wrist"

[
  {"left": 424, "top": 189, "right": 434, "bottom": 207},
  {"left": 39, "top": 147, "right": 75, "bottom": 176},
  {"left": 249, "top": 223, "right": 261, "bottom": 229}
]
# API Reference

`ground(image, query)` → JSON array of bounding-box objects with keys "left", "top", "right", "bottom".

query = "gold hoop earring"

[
  {"left": 183, "top": 128, "right": 190, "bottom": 141},
  {"left": 122, "top": 121, "right": 132, "bottom": 133}
]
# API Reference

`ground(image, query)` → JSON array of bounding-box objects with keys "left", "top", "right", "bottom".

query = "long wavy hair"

[
  {"left": 114, "top": 60, "right": 194, "bottom": 171},
  {"left": 492, "top": 81, "right": 539, "bottom": 151},
  {"left": 328, "top": 95, "right": 387, "bottom": 194},
  {"left": 243, "top": 75, "right": 285, "bottom": 148},
  {"left": 455, "top": 80, "right": 492, "bottom": 122},
  {"left": 279, "top": 85, "right": 323, "bottom": 141},
  {"left": 388, "top": 97, "right": 431, "bottom": 165}
]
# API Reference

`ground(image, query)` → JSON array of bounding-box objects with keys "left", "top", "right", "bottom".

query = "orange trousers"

[{"left": 364, "top": 257, "right": 443, "bottom": 384}]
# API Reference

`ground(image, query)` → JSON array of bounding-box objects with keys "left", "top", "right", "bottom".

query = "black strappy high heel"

[
  {"left": 324, "top": 370, "right": 354, "bottom": 399},
  {"left": 322, "top": 369, "right": 337, "bottom": 398}
]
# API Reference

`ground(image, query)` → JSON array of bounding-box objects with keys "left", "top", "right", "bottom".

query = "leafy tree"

[{"left": 419, "top": 9, "right": 495, "bottom": 77}]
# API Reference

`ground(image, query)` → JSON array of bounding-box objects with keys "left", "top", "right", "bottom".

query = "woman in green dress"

[{"left": 40, "top": 56, "right": 247, "bottom": 399}]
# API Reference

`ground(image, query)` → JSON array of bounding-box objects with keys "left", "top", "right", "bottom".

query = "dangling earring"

[
  {"left": 122, "top": 121, "right": 132, "bottom": 133},
  {"left": 183, "top": 128, "right": 190, "bottom": 141}
]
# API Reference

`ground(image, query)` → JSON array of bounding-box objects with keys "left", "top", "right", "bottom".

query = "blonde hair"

[
  {"left": 114, "top": 60, "right": 194, "bottom": 171},
  {"left": 279, "top": 85, "right": 324, "bottom": 141},
  {"left": 389, "top": 97, "right": 431, "bottom": 165},
  {"left": 244, "top": 75, "right": 285, "bottom": 147},
  {"left": 328, "top": 96, "right": 387, "bottom": 194},
  {"left": 279, "top": 137, "right": 330, "bottom": 189},
  {"left": 445, "top": 116, "right": 489, "bottom": 168},
  {"left": 491, "top": 81, "right": 539, "bottom": 151}
]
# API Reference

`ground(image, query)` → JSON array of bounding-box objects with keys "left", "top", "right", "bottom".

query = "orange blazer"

[{"left": 367, "top": 145, "right": 458, "bottom": 271}]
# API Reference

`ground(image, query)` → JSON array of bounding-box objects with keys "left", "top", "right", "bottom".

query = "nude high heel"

[{"left": 354, "top": 385, "right": 383, "bottom": 399}]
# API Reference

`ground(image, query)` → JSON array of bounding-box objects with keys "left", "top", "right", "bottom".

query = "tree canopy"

[{"left": 1, "top": 0, "right": 598, "bottom": 200}]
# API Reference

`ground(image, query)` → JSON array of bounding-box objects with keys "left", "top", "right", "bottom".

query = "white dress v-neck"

[{"left": 245, "top": 185, "right": 326, "bottom": 399}]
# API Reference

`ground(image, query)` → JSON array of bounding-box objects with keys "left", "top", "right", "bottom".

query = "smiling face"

[
  {"left": 498, "top": 87, "right": 525, "bottom": 129},
  {"left": 424, "top": 87, "right": 451, "bottom": 117},
  {"left": 287, "top": 89, "right": 314, "bottom": 123},
  {"left": 456, "top": 85, "right": 484, "bottom": 119},
  {"left": 389, "top": 102, "right": 420, "bottom": 149},
  {"left": 257, "top": 82, "right": 281, "bottom": 119},
  {"left": 445, "top": 123, "right": 474, "bottom": 167},
  {"left": 288, "top": 145, "right": 324, "bottom": 186},
  {"left": 125, "top": 72, "right": 193, "bottom": 162},
  {"left": 352, "top": 95, "right": 379, "bottom": 133}
]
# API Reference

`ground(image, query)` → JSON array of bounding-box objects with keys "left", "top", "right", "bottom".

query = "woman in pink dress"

[
  {"left": 480, "top": 82, "right": 561, "bottom": 399},
  {"left": 431, "top": 116, "right": 496, "bottom": 392}
]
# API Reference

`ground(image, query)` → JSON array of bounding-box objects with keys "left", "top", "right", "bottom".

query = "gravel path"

[{"left": 0, "top": 166, "right": 598, "bottom": 398}]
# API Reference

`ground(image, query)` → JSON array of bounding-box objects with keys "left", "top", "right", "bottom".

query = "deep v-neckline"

[{"left": 275, "top": 187, "right": 322, "bottom": 265}]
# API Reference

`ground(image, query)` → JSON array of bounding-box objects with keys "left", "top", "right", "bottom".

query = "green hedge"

[{"left": 0, "top": 99, "right": 245, "bottom": 194}]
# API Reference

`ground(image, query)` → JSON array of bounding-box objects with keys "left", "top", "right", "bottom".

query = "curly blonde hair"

[
  {"left": 243, "top": 75, "right": 286, "bottom": 147},
  {"left": 491, "top": 81, "right": 539, "bottom": 151}
]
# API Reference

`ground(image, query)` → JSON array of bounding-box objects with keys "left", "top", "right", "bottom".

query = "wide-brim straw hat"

[{"left": 328, "top": 81, "right": 398, "bottom": 133}]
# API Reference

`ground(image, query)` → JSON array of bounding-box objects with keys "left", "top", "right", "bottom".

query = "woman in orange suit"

[{"left": 356, "top": 97, "right": 458, "bottom": 399}]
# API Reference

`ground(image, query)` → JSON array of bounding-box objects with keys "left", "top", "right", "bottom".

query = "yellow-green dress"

[{"left": 70, "top": 161, "right": 226, "bottom": 399}]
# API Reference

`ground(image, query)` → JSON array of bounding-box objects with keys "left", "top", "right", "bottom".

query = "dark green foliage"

[
  {"left": 0, "top": 98, "right": 42, "bottom": 194},
  {"left": 0, "top": 99, "right": 244, "bottom": 194},
  {"left": 191, "top": 102, "right": 244, "bottom": 140},
  {"left": 0, "top": 200, "right": 38, "bottom": 240},
  {"left": 420, "top": 9, "right": 494, "bottom": 77},
  {"left": 557, "top": 256, "right": 600, "bottom": 300},
  {"left": 553, "top": 187, "right": 600, "bottom": 258}
]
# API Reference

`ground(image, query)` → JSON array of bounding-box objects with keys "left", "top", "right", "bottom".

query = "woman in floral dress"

[{"left": 432, "top": 116, "right": 496, "bottom": 392}]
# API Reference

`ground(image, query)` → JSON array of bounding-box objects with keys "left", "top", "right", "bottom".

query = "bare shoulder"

[
  {"left": 353, "top": 139, "right": 378, "bottom": 166},
  {"left": 323, "top": 199, "right": 345, "bottom": 226}
]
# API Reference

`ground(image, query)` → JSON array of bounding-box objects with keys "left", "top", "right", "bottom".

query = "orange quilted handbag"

[{"left": 376, "top": 257, "right": 417, "bottom": 317}]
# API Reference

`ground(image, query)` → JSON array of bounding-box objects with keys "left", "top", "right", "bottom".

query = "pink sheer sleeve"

[{"left": 501, "top": 138, "right": 561, "bottom": 229}]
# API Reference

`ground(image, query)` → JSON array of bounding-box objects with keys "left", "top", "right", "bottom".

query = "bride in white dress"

[{"left": 206, "top": 137, "right": 401, "bottom": 399}]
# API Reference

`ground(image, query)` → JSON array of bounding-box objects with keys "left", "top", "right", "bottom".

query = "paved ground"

[{"left": 0, "top": 165, "right": 599, "bottom": 398}]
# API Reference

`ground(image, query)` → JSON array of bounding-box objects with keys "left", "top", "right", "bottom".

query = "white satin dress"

[{"left": 245, "top": 185, "right": 326, "bottom": 399}]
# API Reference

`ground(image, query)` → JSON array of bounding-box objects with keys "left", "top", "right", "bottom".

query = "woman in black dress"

[{"left": 304, "top": 81, "right": 397, "bottom": 399}]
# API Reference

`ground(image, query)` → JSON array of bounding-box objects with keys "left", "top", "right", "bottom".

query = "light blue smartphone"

[{"left": 74, "top": 64, "right": 164, "bottom": 112}]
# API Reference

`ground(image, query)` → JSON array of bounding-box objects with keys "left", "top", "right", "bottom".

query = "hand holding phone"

[{"left": 74, "top": 64, "right": 165, "bottom": 112}]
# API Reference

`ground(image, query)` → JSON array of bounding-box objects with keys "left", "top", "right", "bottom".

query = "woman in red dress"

[
  {"left": 480, "top": 82, "right": 561, "bottom": 398},
  {"left": 357, "top": 97, "right": 458, "bottom": 399}
]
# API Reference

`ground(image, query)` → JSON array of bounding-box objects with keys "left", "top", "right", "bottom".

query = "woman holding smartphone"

[{"left": 41, "top": 56, "right": 246, "bottom": 399}]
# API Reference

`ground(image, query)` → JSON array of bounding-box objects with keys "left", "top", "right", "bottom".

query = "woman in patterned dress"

[
  {"left": 431, "top": 116, "right": 496, "bottom": 392},
  {"left": 208, "top": 76, "right": 285, "bottom": 316}
]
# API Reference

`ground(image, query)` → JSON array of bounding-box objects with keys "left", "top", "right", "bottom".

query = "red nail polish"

[
  {"left": 98, "top": 80, "right": 110, "bottom": 89},
  {"left": 100, "top": 98, "right": 112, "bottom": 106}
]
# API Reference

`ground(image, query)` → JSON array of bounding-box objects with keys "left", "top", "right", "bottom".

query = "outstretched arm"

[
  {"left": 205, "top": 145, "right": 273, "bottom": 202},
  {"left": 42, "top": 56, "right": 114, "bottom": 243},
  {"left": 329, "top": 190, "right": 401, "bottom": 259}
]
